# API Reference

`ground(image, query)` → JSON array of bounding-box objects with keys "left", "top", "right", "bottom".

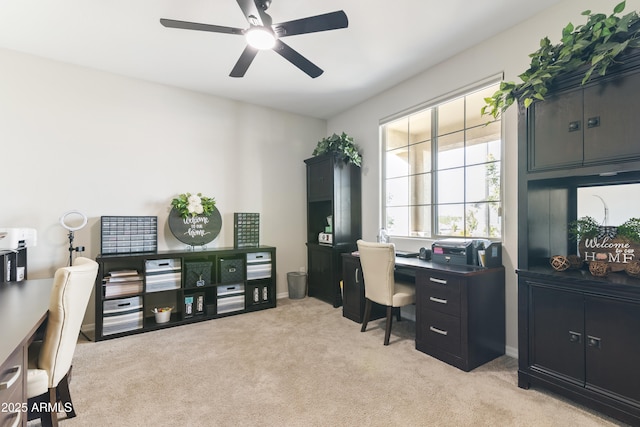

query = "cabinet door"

[
  {"left": 530, "top": 286, "right": 585, "bottom": 384},
  {"left": 529, "top": 89, "right": 584, "bottom": 171},
  {"left": 341, "top": 256, "right": 363, "bottom": 321},
  {"left": 585, "top": 296, "right": 640, "bottom": 404},
  {"left": 341, "top": 256, "right": 385, "bottom": 323},
  {"left": 584, "top": 71, "right": 640, "bottom": 164},
  {"left": 307, "top": 157, "right": 333, "bottom": 201},
  {"left": 307, "top": 245, "right": 341, "bottom": 307}
]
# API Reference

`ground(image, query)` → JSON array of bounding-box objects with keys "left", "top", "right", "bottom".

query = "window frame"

[{"left": 380, "top": 76, "right": 504, "bottom": 241}]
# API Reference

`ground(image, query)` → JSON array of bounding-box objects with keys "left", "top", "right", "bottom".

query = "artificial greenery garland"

[
  {"left": 569, "top": 216, "right": 640, "bottom": 242},
  {"left": 482, "top": 1, "right": 640, "bottom": 119}
]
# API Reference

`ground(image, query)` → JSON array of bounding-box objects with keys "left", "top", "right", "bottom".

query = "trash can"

[{"left": 287, "top": 272, "right": 307, "bottom": 299}]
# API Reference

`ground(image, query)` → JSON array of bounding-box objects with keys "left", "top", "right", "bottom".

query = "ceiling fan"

[{"left": 160, "top": 0, "right": 348, "bottom": 78}]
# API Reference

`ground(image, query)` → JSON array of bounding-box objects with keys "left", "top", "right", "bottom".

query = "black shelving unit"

[
  {"left": 95, "top": 246, "right": 276, "bottom": 341},
  {"left": 304, "top": 154, "right": 361, "bottom": 307}
]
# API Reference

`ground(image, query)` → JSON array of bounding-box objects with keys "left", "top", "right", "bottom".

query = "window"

[{"left": 381, "top": 82, "right": 502, "bottom": 239}]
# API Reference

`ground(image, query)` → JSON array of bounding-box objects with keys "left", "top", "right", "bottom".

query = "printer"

[
  {"left": 0, "top": 228, "right": 37, "bottom": 250},
  {"left": 432, "top": 238, "right": 502, "bottom": 268}
]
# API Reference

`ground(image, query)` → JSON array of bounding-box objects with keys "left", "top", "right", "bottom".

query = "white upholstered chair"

[
  {"left": 357, "top": 240, "right": 416, "bottom": 345},
  {"left": 27, "top": 257, "right": 99, "bottom": 427}
]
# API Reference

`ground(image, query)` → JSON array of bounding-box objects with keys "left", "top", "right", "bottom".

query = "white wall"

[
  {"left": 327, "top": 0, "right": 640, "bottom": 357},
  {"left": 0, "top": 48, "right": 325, "bottom": 325}
]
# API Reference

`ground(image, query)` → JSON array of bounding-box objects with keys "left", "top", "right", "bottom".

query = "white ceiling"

[{"left": 0, "top": 0, "right": 564, "bottom": 119}]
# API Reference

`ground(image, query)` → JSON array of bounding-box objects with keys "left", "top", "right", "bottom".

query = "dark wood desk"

[
  {"left": 342, "top": 254, "right": 505, "bottom": 371},
  {"left": 0, "top": 278, "right": 53, "bottom": 427}
]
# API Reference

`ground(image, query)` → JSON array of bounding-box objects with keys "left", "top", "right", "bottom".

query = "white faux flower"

[
  {"left": 188, "top": 194, "right": 201, "bottom": 205},
  {"left": 194, "top": 204, "right": 204, "bottom": 214},
  {"left": 187, "top": 203, "right": 197, "bottom": 214}
]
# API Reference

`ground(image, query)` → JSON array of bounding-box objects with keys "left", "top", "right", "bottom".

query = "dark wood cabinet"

[
  {"left": 416, "top": 266, "right": 505, "bottom": 372},
  {"left": 341, "top": 254, "right": 386, "bottom": 323},
  {"left": 305, "top": 154, "right": 361, "bottom": 307},
  {"left": 526, "top": 52, "right": 640, "bottom": 175},
  {"left": 307, "top": 243, "right": 342, "bottom": 307},
  {"left": 95, "top": 247, "right": 276, "bottom": 341},
  {"left": 518, "top": 271, "right": 640, "bottom": 424},
  {"left": 517, "top": 46, "right": 640, "bottom": 425}
]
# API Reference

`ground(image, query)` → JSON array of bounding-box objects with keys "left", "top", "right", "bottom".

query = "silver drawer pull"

[
  {"left": 430, "top": 326, "right": 448, "bottom": 336},
  {"left": 0, "top": 365, "right": 21, "bottom": 390},
  {"left": 355, "top": 268, "right": 359, "bottom": 284},
  {"left": 429, "top": 277, "right": 447, "bottom": 285},
  {"left": 429, "top": 297, "right": 448, "bottom": 304}
]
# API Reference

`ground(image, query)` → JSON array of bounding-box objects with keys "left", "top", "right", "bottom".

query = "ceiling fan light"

[{"left": 246, "top": 27, "right": 276, "bottom": 50}]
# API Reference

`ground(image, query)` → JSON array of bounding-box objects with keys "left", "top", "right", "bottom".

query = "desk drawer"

[
  {"left": 418, "top": 310, "right": 461, "bottom": 357},
  {"left": 419, "top": 282, "right": 461, "bottom": 317},
  {"left": 0, "top": 346, "right": 24, "bottom": 417},
  {"left": 418, "top": 272, "right": 461, "bottom": 315}
]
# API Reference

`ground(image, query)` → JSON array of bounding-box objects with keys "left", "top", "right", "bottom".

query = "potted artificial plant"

[{"left": 312, "top": 132, "right": 362, "bottom": 167}]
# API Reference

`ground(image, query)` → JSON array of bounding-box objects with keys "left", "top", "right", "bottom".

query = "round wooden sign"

[{"left": 168, "top": 206, "right": 221, "bottom": 246}]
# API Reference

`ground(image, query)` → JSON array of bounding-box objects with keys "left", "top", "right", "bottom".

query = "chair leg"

[
  {"left": 40, "top": 388, "right": 59, "bottom": 427},
  {"left": 395, "top": 306, "right": 401, "bottom": 322},
  {"left": 361, "top": 299, "right": 372, "bottom": 332},
  {"left": 57, "top": 371, "right": 76, "bottom": 418},
  {"left": 384, "top": 306, "right": 393, "bottom": 345}
]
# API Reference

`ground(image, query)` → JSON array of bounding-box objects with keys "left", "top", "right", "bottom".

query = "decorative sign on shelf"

[
  {"left": 579, "top": 236, "right": 637, "bottom": 272},
  {"left": 168, "top": 207, "right": 221, "bottom": 247}
]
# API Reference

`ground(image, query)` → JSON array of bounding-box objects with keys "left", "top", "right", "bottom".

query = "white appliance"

[{"left": 0, "top": 228, "right": 37, "bottom": 250}]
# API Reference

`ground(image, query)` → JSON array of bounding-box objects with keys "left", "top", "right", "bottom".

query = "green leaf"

[
  {"left": 524, "top": 98, "right": 533, "bottom": 108},
  {"left": 562, "top": 22, "right": 574, "bottom": 37},
  {"left": 591, "top": 53, "right": 606, "bottom": 65},
  {"left": 614, "top": 1, "right": 626, "bottom": 14}
]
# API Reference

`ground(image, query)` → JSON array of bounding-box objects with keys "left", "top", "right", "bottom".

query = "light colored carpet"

[{"left": 51, "top": 297, "right": 623, "bottom": 426}]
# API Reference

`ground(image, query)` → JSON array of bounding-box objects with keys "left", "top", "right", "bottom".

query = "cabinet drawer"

[
  {"left": 104, "top": 295, "right": 142, "bottom": 313},
  {"left": 420, "top": 310, "right": 461, "bottom": 357},
  {"left": 420, "top": 273, "right": 461, "bottom": 314},
  {"left": 217, "top": 283, "right": 244, "bottom": 297},
  {"left": 420, "top": 281, "right": 461, "bottom": 316},
  {"left": 103, "top": 296, "right": 143, "bottom": 336},
  {"left": 0, "top": 411, "right": 21, "bottom": 427},
  {"left": 217, "top": 295, "right": 245, "bottom": 314},
  {"left": 145, "top": 258, "right": 180, "bottom": 273},
  {"left": 0, "top": 346, "right": 24, "bottom": 412},
  {"left": 246, "top": 252, "right": 271, "bottom": 263}
]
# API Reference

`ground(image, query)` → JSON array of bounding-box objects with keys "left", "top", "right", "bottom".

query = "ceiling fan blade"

[
  {"left": 230, "top": 45, "right": 259, "bottom": 77},
  {"left": 274, "top": 11, "right": 348, "bottom": 37},
  {"left": 235, "top": 0, "right": 272, "bottom": 27},
  {"left": 273, "top": 40, "right": 323, "bottom": 78},
  {"left": 160, "top": 18, "right": 244, "bottom": 35}
]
